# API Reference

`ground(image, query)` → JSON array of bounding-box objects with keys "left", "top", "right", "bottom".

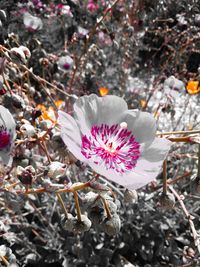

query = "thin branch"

[
  {"left": 163, "top": 160, "right": 167, "bottom": 194},
  {"left": 198, "top": 144, "right": 200, "bottom": 177},
  {"left": 169, "top": 185, "right": 200, "bottom": 254},
  {"left": 56, "top": 192, "right": 68, "bottom": 219},
  {"left": 100, "top": 196, "right": 112, "bottom": 219},
  {"left": 73, "top": 191, "right": 82, "bottom": 222},
  {"left": 157, "top": 130, "right": 200, "bottom": 136},
  {"left": 0, "top": 255, "right": 9, "bottom": 266}
]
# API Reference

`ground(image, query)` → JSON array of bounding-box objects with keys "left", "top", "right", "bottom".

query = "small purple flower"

[
  {"left": 23, "top": 12, "right": 43, "bottom": 32},
  {"left": 0, "top": 106, "right": 16, "bottom": 166},
  {"left": 56, "top": 4, "right": 73, "bottom": 17},
  {"left": 57, "top": 55, "right": 74, "bottom": 72},
  {"left": 58, "top": 94, "right": 171, "bottom": 190}
]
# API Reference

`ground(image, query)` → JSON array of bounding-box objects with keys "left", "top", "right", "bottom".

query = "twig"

[
  {"left": 163, "top": 160, "right": 167, "bottom": 194},
  {"left": 0, "top": 256, "right": 9, "bottom": 266},
  {"left": 198, "top": 144, "right": 200, "bottom": 177},
  {"left": 68, "top": 0, "right": 121, "bottom": 92},
  {"left": 169, "top": 185, "right": 200, "bottom": 254},
  {"left": 100, "top": 196, "right": 112, "bottom": 219},
  {"left": 73, "top": 191, "right": 82, "bottom": 222},
  {"left": 56, "top": 192, "right": 68, "bottom": 219},
  {"left": 157, "top": 130, "right": 200, "bottom": 136},
  {"left": 0, "top": 45, "right": 77, "bottom": 99}
]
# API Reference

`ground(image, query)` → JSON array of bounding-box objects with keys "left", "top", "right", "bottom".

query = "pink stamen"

[{"left": 81, "top": 124, "right": 140, "bottom": 174}]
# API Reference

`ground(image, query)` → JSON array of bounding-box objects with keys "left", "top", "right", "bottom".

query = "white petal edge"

[
  {"left": 120, "top": 109, "right": 157, "bottom": 150},
  {"left": 0, "top": 105, "right": 16, "bottom": 137},
  {"left": 74, "top": 94, "right": 128, "bottom": 134},
  {"left": 58, "top": 111, "right": 86, "bottom": 161},
  {"left": 88, "top": 138, "right": 171, "bottom": 190}
]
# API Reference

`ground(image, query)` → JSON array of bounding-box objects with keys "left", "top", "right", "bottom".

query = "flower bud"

[
  {"left": 62, "top": 214, "right": 92, "bottom": 232},
  {"left": 19, "top": 46, "right": 31, "bottom": 59},
  {"left": 158, "top": 192, "right": 175, "bottom": 209},
  {"left": 124, "top": 189, "right": 138, "bottom": 203},
  {"left": 57, "top": 55, "right": 74, "bottom": 72},
  {"left": 81, "top": 192, "right": 99, "bottom": 209},
  {"left": 107, "top": 200, "right": 118, "bottom": 214},
  {"left": 88, "top": 206, "right": 105, "bottom": 225},
  {"left": 101, "top": 214, "right": 121, "bottom": 236},
  {"left": 72, "top": 215, "right": 92, "bottom": 233},
  {"left": 10, "top": 47, "right": 26, "bottom": 64},
  {"left": 47, "top": 161, "right": 66, "bottom": 179},
  {"left": 16, "top": 165, "right": 35, "bottom": 185},
  {"left": 20, "top": 124, "right": 36, "bottom": 138},
  {"left": 23, "top": 12, "right": 43, "bottom": 32},
  {"left": 62, "top": 213, "right": 76, "bottom": 231}
]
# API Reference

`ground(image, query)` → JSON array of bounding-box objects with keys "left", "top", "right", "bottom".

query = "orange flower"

[
  {"left": 139, "top": 99, "right": 146, "bottom": 108},
  {"left": 55, "top": 100, "right": 65, "bottom": 108},
  {"left": 99, "top": 87, "right": 109, "bottom": 96},
  {"left": 36, "top": 100, "right": 65, "bottom": 125},
  {"left": 186, "top": 81, "right": 200, "bottom": 95}
]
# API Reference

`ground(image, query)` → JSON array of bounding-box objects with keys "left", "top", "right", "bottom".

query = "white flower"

[
  {"left": 163, "top": 76, "right": 185, "bottom": 98},
  {"left": 58, "top": 94, "right": 171, "bottom": 190},
  {"left": 48, "top": 161, "right": 66, "bottom": 179},
  {"left": 20, "top": 123, "right": 36, "bottom": 137},
  {"left": 23, "top": 12, "right": 43, "bottom": 32},
  {"left": 57, "top": 55, "right": 74, "bottom": 72},
  {"left": 0, "top": 106, "right": 16, "bottom": 166}
]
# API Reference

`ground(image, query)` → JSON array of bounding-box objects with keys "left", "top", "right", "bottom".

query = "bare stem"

[
  {"left": 68, "top": 0, "right": 121, "bottom": 92},
  {"left": 198, "top": 144, "right": 200, "bottom": 177},
  {"left": 73, "top": 191, "right": 82, "bottom": 222},
  {"left": 0, "top": 256, "right": 9, "bottom": 266},
  {"left": 163, "top": 160, "right": 167, "bottom": 194},
  {"left": 56, "top": 192, "right": 68, "bottom": 219},
  {"left": 100, "top": 196, "right": 112, "bottom": 219},
  {"left": 157, "top": 129, "right": 200, "bottom": 136},
  {"left": 169, "top": 185, "right": 200, "bottom": 254}
]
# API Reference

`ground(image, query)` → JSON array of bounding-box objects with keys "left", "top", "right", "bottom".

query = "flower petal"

[
  {"left": 0, "top": 105, "right": 16, "bottom": 138},
  {"left": 132, "top": 137, "right": 172, "bottom": 187},
  {"left": 58, "top": 111, "right": 85, "bottom": 161},
  {"left": 88, "top": 161, "right": 149, "bottom": 190},
  {"left": 74, "top": 94, "right": 128, "bottom": 134},
  {"left": 0, "top": 151, "right": 13, "bottom": 167},
  {"left": 88, "top": 137, "right": 171, "bottom": 190},
  {"left": 120, "top": 110, "right": 156, "bottom": 150}
]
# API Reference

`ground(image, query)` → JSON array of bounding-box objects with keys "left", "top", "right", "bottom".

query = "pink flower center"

[
  {"left": 63, "top": 63, "right": 71, "bottom": 70},
  {"left": 81, "top": 124, "right": 140, "bottom": 173},
  {"left": 0, "top": 129, "right": 11, "bottom": 149}
]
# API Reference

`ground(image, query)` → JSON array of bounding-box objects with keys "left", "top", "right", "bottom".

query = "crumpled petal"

[
  {"left": 120, "top": 109, "right": 156, "bottom": 150},
  {"left": 88, "top": 137, "right": 171, "bottom": 190},
  {"left": 58, "top": 111, "right": 85, "bottom": 161},
  {"left": 74, "top": 94, "right": 128, "bottom": 134}
]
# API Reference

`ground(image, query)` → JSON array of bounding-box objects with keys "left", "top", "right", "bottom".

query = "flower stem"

[
  {"left": 100, "top": 196, "right": 112, "bottom": 219},
  {"left": 198, "top": 144, "right": 200, "bottom": 177},
  {"left": 157, "top": 129, "right": 200, "bottom": 136},
  {"left": 0, "top": 256, "right": 9, "bottom": 266},
  {"left": 169, "top": 185, "right": 200, "bottom": 254},
  {"left": 163, "top": 160, "right": 167, "bottom": 194},
  {"left": 56, "top": 192, "right": 68, "bottom": 219},
  {"left": 73, "top": 191, "right": 82, "bottom": 222}
]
